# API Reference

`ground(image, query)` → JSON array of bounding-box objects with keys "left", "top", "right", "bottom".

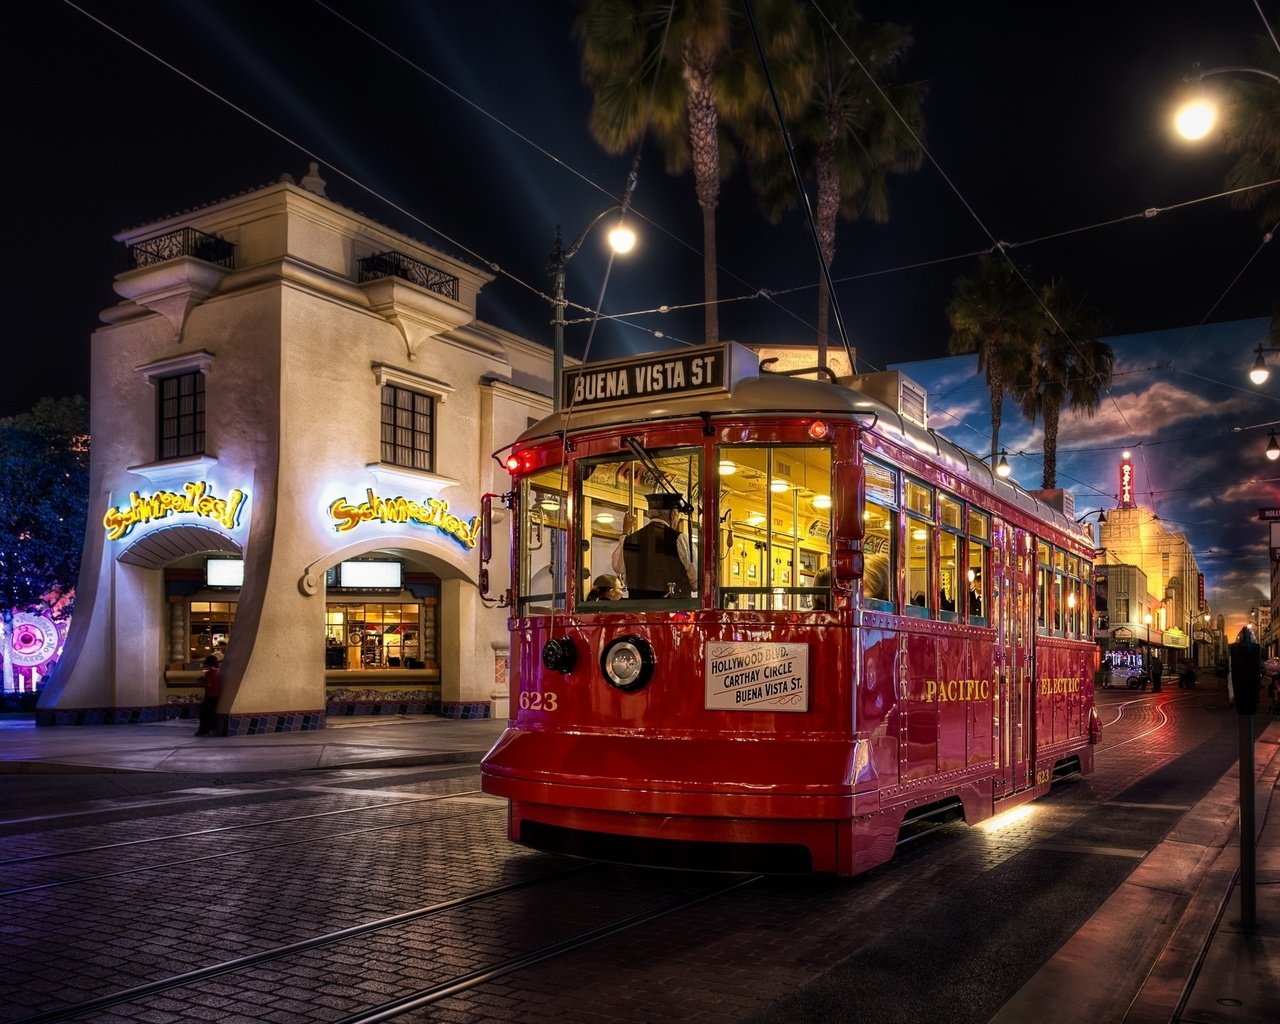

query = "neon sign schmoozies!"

[
  {"left": 329, "top": 489, "right": 480, "bottom": 548},
  {"left": 103, "top": 483, "right": 248, "bottom": 541}
]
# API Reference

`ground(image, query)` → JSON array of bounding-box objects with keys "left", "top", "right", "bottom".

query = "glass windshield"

[
  {"left": 716, "top": 445, "right": 833, "bottom": 611},
  {"left": 576, "top": 446, "right": 701, "bottom": 606}
]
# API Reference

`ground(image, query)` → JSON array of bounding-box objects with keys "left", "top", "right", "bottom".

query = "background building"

[
  {"left": 1096, "top": 455, "right": 1209, "bottom": 672},
  {"left": 39, "top": 168, "right": 551, "bottom": 730}
]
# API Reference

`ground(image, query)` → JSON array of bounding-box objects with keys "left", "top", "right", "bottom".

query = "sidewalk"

[
  {"left": 994, "top": 718, "right": 1280, "bottom": 1024},
  {"left": 0, "top": 713, "right": 506, "bottom": 774}
]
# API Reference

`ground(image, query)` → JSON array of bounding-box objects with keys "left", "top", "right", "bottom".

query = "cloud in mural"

[{"left": 894, "top": 317, "right": 1277, "bottom": 634}]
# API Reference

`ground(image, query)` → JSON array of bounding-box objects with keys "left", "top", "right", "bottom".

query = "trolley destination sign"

[
  {"left": 562, "top": 344, "right": 738, "bottom": 410},
  {"left": 705, "top": 641, "right": 809, "bottom": 712}
]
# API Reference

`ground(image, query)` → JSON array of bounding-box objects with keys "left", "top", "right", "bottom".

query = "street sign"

[{"left": 1258, "top": 507, "right": 1280, "bottom": 521}]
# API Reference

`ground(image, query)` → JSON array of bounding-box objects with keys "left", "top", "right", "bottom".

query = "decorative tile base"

[
  {"left": 224, "top": 711, "right": 327, "bottom": 736},
  {"left": 36, "top": 705, "right": 174, "bottom": 726},
  {"left": 438, "top": 701, "right": 492, "bottom": 720},
  {"left": 326, "top": 700, "right": 442, "bottom": 717}
]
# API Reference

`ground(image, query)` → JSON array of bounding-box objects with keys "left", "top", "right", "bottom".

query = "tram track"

[
  {"left": 1096, "top": 691, "right": 1201, "bottom": 752},
  {"left": 0, "top": 793, "right": 500, "bottom": 896},
  {"left": 8, "top": 862, "right": 597, "bottom": 1024},
  {"left": 0, "top": 786, "right": 482, "bottom": 868},
  {"left": 10, "top": 864, "right": 760, "bottom": 1024}
]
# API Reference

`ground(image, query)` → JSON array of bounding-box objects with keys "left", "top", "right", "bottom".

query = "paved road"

[{"left": 0, "top": 689, "right": 1270, "bottom": 1023}]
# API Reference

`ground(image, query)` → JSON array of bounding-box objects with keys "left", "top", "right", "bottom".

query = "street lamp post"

[
  {"left": 548, "top": 188, "right": 637, "bottom": 411},
  {"left": 1173, "top": 62, "right": 1280, "bottom": 141},
  {"left": 978, "top": 449, "right": 1012, "bottom": 478}
]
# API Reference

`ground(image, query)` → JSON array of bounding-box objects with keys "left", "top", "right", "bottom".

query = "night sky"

[{"left": 4, "top": 1, "right": 1278, "bottom": 623}]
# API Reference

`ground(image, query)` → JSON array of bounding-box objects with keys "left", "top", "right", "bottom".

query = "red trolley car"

[{"left": 480, "top": 344, "right": 1100, "bottom": 876}]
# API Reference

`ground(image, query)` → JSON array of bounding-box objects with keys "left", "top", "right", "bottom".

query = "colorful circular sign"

[{"left": 10, "top": 613, "right": 61, "bottom": 667}]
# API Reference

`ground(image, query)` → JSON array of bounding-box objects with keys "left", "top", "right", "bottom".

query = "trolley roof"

[{"left": 517, "top": 343, "right": 1092, "bottom": 548}]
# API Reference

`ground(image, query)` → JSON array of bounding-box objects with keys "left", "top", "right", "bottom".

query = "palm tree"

[
  {"left": 740, "top": 2, "right": 924, "bottom": 365},
  {"left": 1221, "top": 41, "right": 1280, "bottom": 229},
  {"left": 575, "top": 0, "right": 809, "bottom": 344},
  {"left": 1016, "top": 281, "right": 1114, "bottom": 490},
  {"left": 946, "top": 255, "right": 1037, "bottom": 462}
]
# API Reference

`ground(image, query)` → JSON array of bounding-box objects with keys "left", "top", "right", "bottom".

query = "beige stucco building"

[{"left": 39, "top": 168, "right": 549, "bottom": 731}]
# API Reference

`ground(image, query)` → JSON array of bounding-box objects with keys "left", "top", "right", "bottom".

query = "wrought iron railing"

[
  {"left": 127, "top": 227, "right": 235, "bottom": 270},
  {"left": 358, "top": 251, "right": 459, "bottom": 301}
]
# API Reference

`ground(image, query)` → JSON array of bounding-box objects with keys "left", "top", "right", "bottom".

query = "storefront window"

[
  {"left": 324, "top": 601, "right": 428, "bottom": 669},
  {"left": 189, "top": 600, "right": 234, "bottom": 662}
]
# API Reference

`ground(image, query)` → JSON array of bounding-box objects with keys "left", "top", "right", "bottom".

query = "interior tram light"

[{"left": 1267, "top": 430, "right": 1280, "bottom": 462}]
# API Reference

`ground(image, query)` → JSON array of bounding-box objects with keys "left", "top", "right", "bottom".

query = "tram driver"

[{"left": 612, "top": 491, "right": 697, "bottom": 599}]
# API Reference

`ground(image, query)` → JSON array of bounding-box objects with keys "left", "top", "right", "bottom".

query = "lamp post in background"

[
  {"left": 548, "top": 194, "right": 637, "bottom": 411},
  {"left": 979, "top": 449, "right": 1012, "bottom": 478}
]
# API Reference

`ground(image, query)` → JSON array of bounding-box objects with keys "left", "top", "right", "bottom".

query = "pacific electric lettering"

[
  {"left": 571, "top": 354, "right": 721, "bottom": 405},
  {"left": 920, "top": 677, "right": 1082, "bottom": 703}
]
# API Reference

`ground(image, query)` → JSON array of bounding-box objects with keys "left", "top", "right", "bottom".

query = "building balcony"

[
  {"left": 128, "top": 227, "right": 235, "bottom": 270},
  {"left": 358, "top": 251, "right": 458, "bottom": 301}
]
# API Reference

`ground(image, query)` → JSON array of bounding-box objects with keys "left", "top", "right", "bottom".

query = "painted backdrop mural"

[{"left": 895, "top": 316, "right": 1274, "bottom": 635}]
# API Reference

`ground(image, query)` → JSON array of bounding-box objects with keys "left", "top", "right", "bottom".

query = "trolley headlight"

[
  {"left": 600, "top": 634, "right": 655, "bottom": 692},
  {"left": 541, "top": 636, "right": 577, "bottom": 674}
]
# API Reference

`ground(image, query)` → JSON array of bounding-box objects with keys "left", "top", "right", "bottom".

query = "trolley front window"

[
  {"left": 577, "top": 445, "right": 701, "bottom": 607},
  {"left": 717, "top": 444, "right": 832, "bottom": 611}
]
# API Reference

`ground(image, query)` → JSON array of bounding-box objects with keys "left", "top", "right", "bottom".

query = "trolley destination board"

[
  {"left": 562, "top": 343, "right": 752, "bottom": 411},
  {"left": 705, "top": 641, "right": 809, "bottom": 712}
]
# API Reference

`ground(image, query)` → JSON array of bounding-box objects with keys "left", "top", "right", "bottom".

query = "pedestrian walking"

[{"left": 195, "top": 655, "right": 222, "bottom": 736}]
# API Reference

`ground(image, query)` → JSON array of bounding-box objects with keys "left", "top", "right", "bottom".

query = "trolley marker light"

[{"left": 541, "top": 636, "right": 578, "bottom": 674}]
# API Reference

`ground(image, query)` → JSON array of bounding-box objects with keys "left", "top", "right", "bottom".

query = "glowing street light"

[
  {"left": 1172, "top": 62, "right": 1279, "bottom": 142},
  {"left": 549, "top": 175, "right": 638, "bottom": 411}
]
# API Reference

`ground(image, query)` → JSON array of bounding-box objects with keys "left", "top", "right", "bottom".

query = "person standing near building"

[
  {"left": 612, "top": 492, "right": 696, "bottom": 599},
  {"left": 195, "top": 655, "right": 223, "bottom": 736}
]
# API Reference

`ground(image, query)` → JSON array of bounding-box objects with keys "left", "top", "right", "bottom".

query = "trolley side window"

[
  {"left": 518, "top": 465, "right": 569, "bottom": 615},
  {"left": 938, "top": 494, "right": 963, "bottom": 621},
  {"left": 863, "top": 460, "right": 897, "bottom": 609},
  {"left": 967, "top": 509, "right": 990, "bottom": 624},
  {"left": 717, "top": 444, "right": 832, "bottom": 611},
  {"left": 579, "top": 445, "right": 701, "bottom": 606},
  {"left": 1052, "top": 547, "right": 1067, "bottom": 634},
  {"left": 905, "top": 478, "right": 933, "bottom": 618},
  {"left": 1036, "top": 539, "right": 1052, "bottom": 632}
]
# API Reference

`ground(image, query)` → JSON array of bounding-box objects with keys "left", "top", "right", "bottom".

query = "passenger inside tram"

[{"left": 863, "top": 552, "right": 890, "bottom": 603}]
